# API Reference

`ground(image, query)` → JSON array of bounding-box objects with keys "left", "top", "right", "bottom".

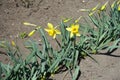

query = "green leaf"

[
  {"left": 107, "top": 39, "right": 120, "bottom": 52},
  {"left": 0, "top": 63, "right": 2, "bottom": 79},
  {"left": 48, "top": 58, "right": 60, "bottom": 72},
  {"left": 82, "top": 49, "right": 99, "bottom": 64},
  {"left": 41, "top": 62, "right": 46, "bottom": 73},
  {"left": 13, "top": 64, "right": 21, "bottom": 72},
  {"left": 72, "top": 66, "right": 80, "bottom": 80},
  {"left": 32, "top": 71, "right": 38, "bottom": 80},
  {"left": 39, "top": 28, "right": 49, "bottom": 49},
  {"left": 0, "top": 63, "right": 12, "bottom": 78},
  {"left": 73, "top": 50, "right": 79, "bottom": 68},
  {"left": 25, "top": 51, "right": 36, "bottom": 64}
]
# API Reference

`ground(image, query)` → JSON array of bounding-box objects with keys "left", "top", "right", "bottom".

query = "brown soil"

[{"left": 0, "top": 0, "right": 120, "bottom": 80}]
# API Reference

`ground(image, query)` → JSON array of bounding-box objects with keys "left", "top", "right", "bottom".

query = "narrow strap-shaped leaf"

[
  {"left": 82, "top": 49, "right": 99, "bottom": 64},
  {"left": 39, "top": 28, "right": 49, "bottom": 49},
  {"left": 73, "top": 50, "right": 79, "bottom": 68},
  {"left": 72, "top": 66, "right": 80, "bottom": 80},
  {"left": 0, "top": 63, "right": 2, "bottom": 79},
  {"left": 31, "top": 71, "right": 38, "bottom": 80}
]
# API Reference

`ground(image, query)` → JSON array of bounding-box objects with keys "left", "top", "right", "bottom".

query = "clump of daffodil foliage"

[
  {"left": 87, "top": 0, "right": 120, "bottom": 53},
  {"left": 0, "top": 0, "right": 120, "bottom": 80}
]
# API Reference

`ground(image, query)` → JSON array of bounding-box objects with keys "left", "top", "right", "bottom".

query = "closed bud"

[{"left": 23, "top": 22, "right": 37, "bottom": 26}]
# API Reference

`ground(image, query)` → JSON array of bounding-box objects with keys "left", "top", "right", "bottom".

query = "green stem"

[
  {"left": 55, "top": 38, "right": 61, "bottom": 48},
  {"left": 73, "top": 36, "right": 76, "bottom": 48}
]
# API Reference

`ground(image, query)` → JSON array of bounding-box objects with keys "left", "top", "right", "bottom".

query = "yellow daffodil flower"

[
  {"left": 45, "top": 23, "right": 61, "bottom": 39},
  {"left": 66, "top": 24, "right": 80, "bottom": 38},
  {"left": 100, "top": 1, "right": 109, "bottom": 11}
]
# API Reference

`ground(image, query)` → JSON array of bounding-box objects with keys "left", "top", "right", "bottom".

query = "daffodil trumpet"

[
  {"left": 45, "top": 23, "right": 61, "bottom": 39},
  {"left": 66, "top": 24, "right": 80, "bottom": 38}
]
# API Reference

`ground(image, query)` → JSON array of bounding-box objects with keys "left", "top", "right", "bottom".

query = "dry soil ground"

[{"left": 0, "top": 0, "right": 120, "bottom": 80}]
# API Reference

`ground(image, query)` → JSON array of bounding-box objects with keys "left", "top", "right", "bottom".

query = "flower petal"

[
  {"left": 70, "top": 32, "right": 74, "bottom": 38},
  {"left": 55, "top": 30, "right": 61, "bottom": 34},
  {"left": 48, "top": 23, "right": 54, "bottom": 29},
  {"left": 75, "top": 24, "right": 79, "bottom": 29},
  {"left": 53, "top": 34, "right": 56, "bottom": 39},
  {"left": 76, "top": 32, "right": 81, "bottom": 36},
  {"left": 66, "top": 27, "right": 72, "bottom": 31},
  {"left": 44, "top": 28, "right": 50, "bottom": 32}
]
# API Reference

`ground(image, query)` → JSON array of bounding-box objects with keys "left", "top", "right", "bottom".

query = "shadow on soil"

[{"left": 98, "top": 48, "right": 120, "bottom": 57}]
